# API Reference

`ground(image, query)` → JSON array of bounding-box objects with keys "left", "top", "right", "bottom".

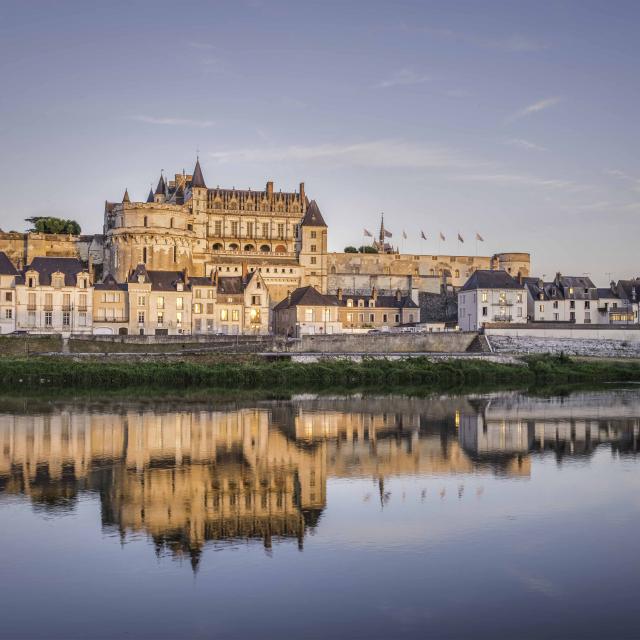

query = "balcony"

[{"left": 493, "top": 315, "right": 513, "bottom": 322}]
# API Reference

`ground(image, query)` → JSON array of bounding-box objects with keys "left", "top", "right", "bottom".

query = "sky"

[{"left": 1, "top": 0, "right": 639, "bottom": 284}]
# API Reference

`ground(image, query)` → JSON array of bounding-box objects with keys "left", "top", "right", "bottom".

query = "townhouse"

[{"left": 0, "top": 252, "right": 18, "bottom": 334}]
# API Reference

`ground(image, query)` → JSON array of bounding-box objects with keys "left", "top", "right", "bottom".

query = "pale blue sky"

[{"left": 1, "top": 0, "right": 638, "bottom": 283}]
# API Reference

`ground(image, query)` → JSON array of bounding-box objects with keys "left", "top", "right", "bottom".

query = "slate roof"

[
  {"left": 147, "top": 270, "right": 187, "bottom": 291},
  {"left": 24, "top": 257, "right": 87, "bottom": 286},
  {"left": 146, "top": 188, "right": 154, "bottom": 203},
  {"left": 300, "top": 200, "right": 327, "bottom": 227},
  {"left": 616, "top": 279, "right": 640, "bottom": 302},
  {"left": 122, "top": 189, "right": 130, "bottom": 203},
  {"left": 155, "top": 174, "right": 166, "bottom": 195},
  {"left": 94, "top": 274, "right": 127, "bottom": 291},
  {"left": 0, "top": 251, "right": 18, "bottom": 276},
  {"left": 189, "top": 276, "right": 216, "bottom": 286},
  {"left": 217, "top": 276, "right": 244, "bottom": 295},
  {"left": 191, "top": 159, "right": 206, "bottom": 189},
  {"left": 274, "top": 286, "right": 338, "bottom": 311},
  {"left": 460, "top": 270, "right": 524, "bottom": 292}
]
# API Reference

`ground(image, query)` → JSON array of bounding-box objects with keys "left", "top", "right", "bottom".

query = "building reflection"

[{"left": 0, "top": 390, "right": 638, "bottom": 567}]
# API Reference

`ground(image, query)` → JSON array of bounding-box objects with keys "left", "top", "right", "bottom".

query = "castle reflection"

[{"left": 0, "top": 390, "right": 638, "bottom": 567}]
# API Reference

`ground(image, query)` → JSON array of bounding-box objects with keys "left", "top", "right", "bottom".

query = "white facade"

[
  {"left": 458, "top": 287, "right": 526, "bottom": 331},
  {"left": 0, "top": 273, "right": 17, "bottom": 334}
]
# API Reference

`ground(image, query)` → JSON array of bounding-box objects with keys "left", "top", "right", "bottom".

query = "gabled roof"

[
  {"left": 274, "top": 286, "right": 338, "bottom": 311},
  {"left": 189, "top": 276, "right": 216, "bottom": 286},
  {"left": 0, "top": 251, "right": 18, "bottom": 276},
  {"left": 596, "top": 287, "right": 620, "bottom": 300},
  {"left": 24, "top": 257, "right": 87, "bottom": 286},
  {"left": 95, "top": 274, "right": 127, "bottom": 291},
  {"left": 616, "top": 279, "right": 640, "bottom": 302},
  {"left": 191, "top": 159, "right": 206, "bottom": 189},
  {"left": 128, "top": 263, "right": 150, "bottom": 284},
  {"left": 460, "top": 269, "right": 524, "bottom": 292},
  {"left": 300, "top": 200, "right": 327, "bottom": 227}
]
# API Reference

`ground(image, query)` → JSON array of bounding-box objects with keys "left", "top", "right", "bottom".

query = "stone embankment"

[{"left": 488, "top": 334, "right": 640, "bottom": 358}]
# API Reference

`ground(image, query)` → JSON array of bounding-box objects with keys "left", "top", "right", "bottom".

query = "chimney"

[
  {"left": 242, "top": 260, "right": 248, "bottom": 281},
  {"left": 372, "top": 286, "right": 378, "bottom": 301},
  {"left": 337, "top": 287, "right": 343, "bottom": 301},
  {"left": 555, "top": 272, "right": 562, "bottom": 286},
  {"left": 395, "top": 288, "right": 402, "bottom": 302},
  {"left": 266, "top": 181, "right": 274, "bottom": 198},
  {"left": 299, "top": 182, "right": 305, "bottom": 203},
  {"left": 287, "top": 289, "right": 292, "bottom": 306}
]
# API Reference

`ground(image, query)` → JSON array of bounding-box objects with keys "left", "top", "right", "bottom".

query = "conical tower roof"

[
  {"left": 155, "top": 174, "right": 166, "bottom": 195},
  {"left": 146, "top": 188, "right": 154, "bottom": 203},
  {"left": 191, "top": 158, "right": 206, "bottom": 188},
  {"left": 300, "top": 200, "right": 327, "bottom": 227},
  {"left": 122, "top": 189, "right": 130, "bottom": 203}
]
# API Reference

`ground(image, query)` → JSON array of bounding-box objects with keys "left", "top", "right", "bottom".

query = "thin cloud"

[
  {"left": 605, "top": 169, "right": 640, "bottom": 192},
  {"left": 188, "top": 41, "right": 215, "bottom": 50},
  {"left": 505, "top": 138, "right": 547, "bottom": 152},
  {"left": 209, "top": 139, "right": 474, "bottom": 170},
  {"left": 452, "top": 172, "right": 580, "bottom": 191},
  {"left": 129, "top": 116, "right": 214, "bottom": 128},
  {"left": 374, "top": 69, "right": 430, "bottom": 89},
  {"left": 507, "top": 97, "right": 562, "bottom": 123}
]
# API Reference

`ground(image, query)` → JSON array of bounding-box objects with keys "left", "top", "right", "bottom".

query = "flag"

[
  {"left": 421, "top": 230, "right": 427, "bottom": 240},
  {"left": 364, "top": 228, "right": 372, "bottom": 237},
  {"left": 475, "top": 232, "right": 484, "bottom": 242},
  {"left": 439, "top": 232, "right": 446, "bottom": 241},
  {"left": 402, "top": 230, "right": 407, "bottom": 240},
  {"left": 458, "top": 233, "right": 464, "bottom": 243},
  {"left": 384, "top": 229, "right": 393, "bottom": 238}
]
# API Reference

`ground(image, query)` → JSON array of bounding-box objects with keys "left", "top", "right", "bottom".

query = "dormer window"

[
  {"left": 347, "top": 299, "right": 353, "bottom": 307},
  {"left": 28, "top": 276, "right": 35, "bottom": 288},
  {"left": 53, "top": 276, "right": 63, "bottom": 289},
  {"left": 368, "top": 300, "right": 375, "bottom": 308},
  {"left": 177, "top": 283, "right": 183, "bottom": 292},
  {"left": 358, "top": 299, "right": 364, "bottom": 307}
]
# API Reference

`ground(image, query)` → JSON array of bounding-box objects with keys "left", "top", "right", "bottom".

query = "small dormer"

[
  {"left": 177, "top": 282, "right": 184, "bottom": 292},
  {"left": 52, "top": 272, "right": 65, "bottom": 289},
  {"left": 26, "top": 271, "right": 38, "bottom": 288}
]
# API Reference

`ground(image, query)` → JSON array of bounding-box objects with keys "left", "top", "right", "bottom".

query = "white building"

[
  {"left": 0, "top": 252, "right": 18, "bottom": 334},
  {"left": 14, "top": 257, "right": 93, "bottom": 335},
  {"left": 458, "top": 270, "right": 526, "bottom": 331}
]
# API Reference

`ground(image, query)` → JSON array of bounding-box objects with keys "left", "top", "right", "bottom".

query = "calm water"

[{"left": 0, "top": 389, "right": 639, "bottom": 640}]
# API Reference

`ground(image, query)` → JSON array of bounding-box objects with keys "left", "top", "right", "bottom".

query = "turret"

[{"left": 154, "top": 174, "right": 166, "bottom": 204}]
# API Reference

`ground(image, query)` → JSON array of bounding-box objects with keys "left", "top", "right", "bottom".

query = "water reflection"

[{"left": 0, "top": 390, "right": 638, "bottom": 569}]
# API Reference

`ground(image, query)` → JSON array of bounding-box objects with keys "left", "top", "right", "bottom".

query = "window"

[
  {"left": 28, "top": 311, "right": 35, "bottom": 325},
  {"left": 176, "top": 297, "right": 183, "bottom": 310},
  {"left": 231, "top": 221, "right": 239, "bottom": 236},
  {"left": 368, "top": 300, "right": 375, "bottom": 308},
  {"left": 570, "top": 311, "right": 576, "bottom": 321},
  {"left": 143, "top": 247, "right": 147, "bottom": 263},
  {"left": 310, "top": 244, "right": 317, "bottom": 252},
  {"left": 206, "top": 303, "right": 214, "bottom": 315},
  {"left": 499, "top": 291, "right": 507, "bottom": 304},
  {"left": 481, "top": 292, "right": 488, "bottom": 303},
  {"left": 138, "top": 296, "right": 146, "bottom": 306},
  {"left": 45, "top": 293, "right": 53, "bottom": 308},
  {"left": 310, "top": 257, "right": 317, "bottom": 265},
  {"left": 310, "top": 231, "right": 317, "bottom": 239},
  {"left": 455, "top": 270, "right": 460, "bottom": 278},
  {"left": 539, "top": 304, "right": 544, "bottom": 312},
  {"left": 79, "top": 294, "right": 87, "bottom": 309},
  {"left": 516, "top": 293, "right": 523, "bottom": 303},
  {"left": 176, "top": 312, "right": 182, "bottom": 325},
  {"left": 394, "top": 314, "right": 400, "bottom": 323},
  {"left": 347, "top": 313, "right": 354, "bottom": 322},
  {"left": 369, "top": 313, "right": 375, "bottom": 322},
  {"left": 262, "top": 222, "right": 269, "bottom": 237},
  {"left": 517, "top": 308, "right": 523, "bottom": 317},
  {"left": 568, "top": 287, "right": 574, "bottom": 295},
  {"left": 247, "top": 222, "right": 254, "bottom": 237},
  {"left": 585, "top": 311, "right": 591, "bottom": 323},
  {"left": 5, "top": 292, "right": 12, "bottom": 302},
  {"left": 358, "top": 299, "right": 364, "bottom": 307},
  {"left": 304, "top": 308, "right": 314, "bottom": 322},
  {"left": 570, "top": 300, "right": 575, "bottom": 309},
  {"left": 193, "top": 303, "right": 202, "bottom": 314},
  {"left": 138, "top": 311, "right": 145, "bottom": 324},
  {"left": 382, "top": 314, "right": 388, "bottom": 323},
  {"left": 250, "top": 308, "right": 261, "bottom": 323},
  {"left": 45, "top": 311, "right": 52, "bottom": 326},
  {"left": 28, "top": 292, "right": 36, "bottom": 308},
  {"left": 347, "top": 299, "right": 353, "bottom": 307},
  {"left": 482, "top": 306, "right": 488, "bottom": 317},
  {"left": 28, "top": 277, "right": 35, "bottom": 288},
  {"left": 157, "top": 296, "right": 164, "bottom": 309},
  {"left": 53, "top": 276, "right": 63, "bottom": 289},
  {"left": 195, "top": 319, "right": 201, "bottom": 332},
  {"left": 553, "top": 301, "right": 558, "bottom": 309},
  {"left": 63, "top": 293, "right": 71, "bottom": 310},
  {"left": 5, "top": 309, "right": 12, "bottom": 319},
  {"left": 585, "top": 300, "right": 590, "bottom": 309},
  {"left": 143, "top": 216, "right": 148, "bottom": 227},
  {"left": 157, "top": 311, "right": 164, "bottom": 324},
  {"left": 195, "top": 289, "right": 201, "bottom": 299},
  {"left": 232, "top": 309, "right": 239, "bottom": 321},
  {"left": 79, "top": 312, "right": 86, "bottom": 326},
  {"left": 277, "top": 223, "right": 284, "bottom": 238},
  {"left": 214, "top": 220, "right": 222, "bottom": 236},
  {"left": 251, "top": 295, "right": 261, "bottom": 306},
  {"left": 554, "top": 313, "right": 559, "bottom": 321},
  {"left": 220, "top": 309, "right": 228, "bottom": 321},
  {"left": 359, "top": 313, "right": 364, "bottom": 322}
]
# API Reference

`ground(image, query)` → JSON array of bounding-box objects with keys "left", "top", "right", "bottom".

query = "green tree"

[
  {"left": 344, "top": 246, "right": 358, "bottom": 253},
  {"left": 27, "top": 217, "right": 81, "bottom": 235},
  {"left": 358, "top": 245, "right": 378, "bottom": 253}
]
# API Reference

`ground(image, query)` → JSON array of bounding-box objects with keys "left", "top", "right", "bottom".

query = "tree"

[
  {"left": 358, "top": 245, "right": 378, "bottom": 254},
  {"left": 26, "top": 217, "right": 81, "bottom": 235},
  {"left": 344, "top": 246, "right": 358, "bottom": 253}
]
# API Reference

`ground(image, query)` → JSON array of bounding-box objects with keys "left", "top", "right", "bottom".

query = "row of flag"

[{"left": 363, "top": 229, "right": 485, "bottom": 243}]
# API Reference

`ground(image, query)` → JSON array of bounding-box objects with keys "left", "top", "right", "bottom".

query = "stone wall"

[
  {"left": 418, "top": 291, "right": 458, "bottom": 323},
  {"left": 290, "top": 332, "right": 477, "bottom": 354},
  {"left": 485, "top": 323, "right": 640, "bottom": 342}
]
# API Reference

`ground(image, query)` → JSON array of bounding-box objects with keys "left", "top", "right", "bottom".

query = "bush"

[
  {"left": 26, "top": 217, "right": 81, "bottom": 235},
  {"left": 344, "top": 246, "right": 358, "bottom": 253}
]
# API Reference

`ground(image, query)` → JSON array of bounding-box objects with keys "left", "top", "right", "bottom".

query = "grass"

[{"left": 1, "top": 353, "right": 640, "bottom": 392}]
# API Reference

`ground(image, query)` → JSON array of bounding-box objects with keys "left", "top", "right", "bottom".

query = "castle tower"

[{"left": 297, "top": 200, "right": 328, "bottom": 293}]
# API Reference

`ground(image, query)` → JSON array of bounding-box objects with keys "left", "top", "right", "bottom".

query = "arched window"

[
  {"left": 244, "top": 244, "right": 255, "bottom": 251},
  {"left": 228, "top": 243, "right": 239, "bottom": 251},
  {"left": 274, "top": 244, "right": 286, "bottom": 253},
  {"left": 212, "top": 243, "right": 223, "bottom": 251},
  {"left": 260, "top": 244, "right": 271, "bottom": 253},
  {"left": 143, "top": 216, "right": 148, "bottom": 227}
]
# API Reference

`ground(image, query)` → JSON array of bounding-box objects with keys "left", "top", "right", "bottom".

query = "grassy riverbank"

[{"left": 1, "top": 354, "right": 640, "bottom": 391}]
